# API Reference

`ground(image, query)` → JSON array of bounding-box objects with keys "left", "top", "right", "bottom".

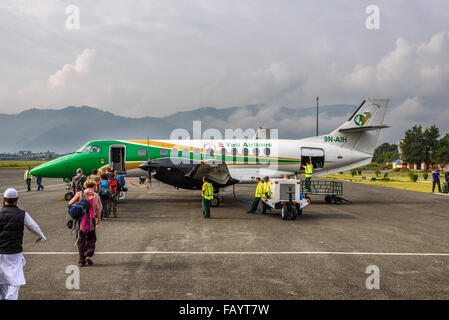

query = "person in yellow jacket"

[
  {"left": 201, "top": 176, "right": 214, "bottom": 218},
  {"left": 261, "top": 176, "right": 271, "bottom": 215},
  {"left": 24, "top": 166, "right": 33, "bottom": 192},
  {"left": 301, "top": 156, "right": 313, "bottom": 193},
  {"left": 247, "top": 177, "right": 263, "bottom": 213}
]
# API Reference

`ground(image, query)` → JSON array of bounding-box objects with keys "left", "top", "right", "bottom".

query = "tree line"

[{"left": 373, "top": 125, "right": 449, "bottom": 167}]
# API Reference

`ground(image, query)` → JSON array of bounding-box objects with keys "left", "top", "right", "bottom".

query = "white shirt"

[{"left": 0, "top": 212, "right": 46, "bottom": 286}]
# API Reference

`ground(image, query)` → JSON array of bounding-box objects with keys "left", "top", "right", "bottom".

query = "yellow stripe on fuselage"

[{"left": 123, "top": 140, "right": 300, "bottom": 162}]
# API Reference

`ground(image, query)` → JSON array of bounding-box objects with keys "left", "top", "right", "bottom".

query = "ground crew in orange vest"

[{"left": 247, "top": 177, "right": 263, "bottom": 213}]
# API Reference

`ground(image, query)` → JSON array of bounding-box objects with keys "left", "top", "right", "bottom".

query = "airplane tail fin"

[{"left": 328, "top": 98, "right": 389, "bottom": 155}]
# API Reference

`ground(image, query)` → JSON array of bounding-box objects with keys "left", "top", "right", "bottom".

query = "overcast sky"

[{"left": 1, "top": 0, "right": 449, "bottom": 142}]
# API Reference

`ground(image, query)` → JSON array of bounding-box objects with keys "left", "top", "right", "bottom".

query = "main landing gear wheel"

[
  {"left": 325, "top": 195, "right": 333, "bottom": 204},
  {"left": 210, "top": 196, "right": 220, "bottom": 207},
  {"left": 334, "top": 197, "right": 343, "bottom": 205},
  {"left": 64, "top": 192, "right": 74, "bottom": 201}
]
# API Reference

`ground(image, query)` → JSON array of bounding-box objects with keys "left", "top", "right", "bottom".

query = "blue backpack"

[
  {"left": 68, "top": 191, "right": 91, "bottom": 220},
  {"left": 98, "top": 180, "right": 110, "bottom": 197}
]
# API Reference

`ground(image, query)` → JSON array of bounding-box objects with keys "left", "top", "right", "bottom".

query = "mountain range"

[{"left": 0, "top": 104, "right": 355, "bottom": 153}]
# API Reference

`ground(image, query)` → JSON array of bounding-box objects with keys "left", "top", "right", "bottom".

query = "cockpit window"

[
  {"left": 90, "top": 146, "right": 100, "bottom": 153},
  {"left": 77, "top": 145, "right": 91, "bottom": 153}
]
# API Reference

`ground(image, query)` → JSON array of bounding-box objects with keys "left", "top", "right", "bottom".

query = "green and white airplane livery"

[{"left": 31, "top": 98, "right": 389, "bottom": 200}]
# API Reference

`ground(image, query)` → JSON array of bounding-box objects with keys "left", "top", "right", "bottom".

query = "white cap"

[{"left": 3, "top": 188, "right": 18, "bottom": 199}]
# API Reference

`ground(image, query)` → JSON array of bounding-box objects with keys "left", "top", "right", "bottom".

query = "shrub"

[
  {"left": 412, "top": 174, "right": 418, "bottom": 182},
  {"left": 375, "top": 169, "right": 381, "bottom": 177},
  {"left": 408, "top": 171, "right": 415, "bottom": 180},
  {"left": 357, "top": 168, "right": 362, "bottom": 175},
  {"left": 423, "top": 172, "right": 428, "bottom": 180},
  {"left": 383, "top": 172, "right": 388, "bottom": 178},
  {"left": 339, "top": 171, "right": 343, "bottom": 175},
  {"left": 351, "top": 169, "right": 357, "bottom": 177}
]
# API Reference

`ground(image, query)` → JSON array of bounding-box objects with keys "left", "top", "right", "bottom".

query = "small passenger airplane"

[{"left": 31, "top": 98, "right": 389, "bottom": 202}]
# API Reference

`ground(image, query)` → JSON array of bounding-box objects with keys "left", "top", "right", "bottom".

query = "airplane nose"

[{"left": 30, "top": 157, "right": 68, "bottom": 178}]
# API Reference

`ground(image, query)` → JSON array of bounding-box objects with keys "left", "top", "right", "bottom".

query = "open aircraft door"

[
  {"left": 301, "top": 147, "right": 325, "bottom": 169},
  {"left": 110, "top": 145, "right": 126, "bottom": 173}
]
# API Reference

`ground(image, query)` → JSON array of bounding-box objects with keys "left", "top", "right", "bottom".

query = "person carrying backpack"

[
  {"left": 71, "top": 168, "right": 87, "bottom": 195},
  {"left": 108, "top": 172, "right": 118, "bottom": 218},
  {"left": 115, "top": 170, "right": 127, "bottom": 193},
  {"left": 68, "top": 180, "right": 102, "bottom": 267},
  {"left": 97, "top": 174, "right": 111, "bottom": 219},
  {"left": 88, "top": 169, "right": 100, "bottom": 184}
]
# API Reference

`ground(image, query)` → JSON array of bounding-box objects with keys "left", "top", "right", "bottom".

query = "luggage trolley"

[
  {"left": 261, "top": 177, "right": 311, "bottom": 220},
  {"left": 301, "top": 180, "right": 344, "bottom": 204}
]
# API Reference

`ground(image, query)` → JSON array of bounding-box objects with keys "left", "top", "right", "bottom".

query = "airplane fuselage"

[{"left": 30, "top": 137, "right": 372, "bottom": 187}]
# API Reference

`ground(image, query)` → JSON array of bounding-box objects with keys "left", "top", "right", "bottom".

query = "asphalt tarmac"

[{"left": 1, "top": 169, "right": 448, "bottom": 299}]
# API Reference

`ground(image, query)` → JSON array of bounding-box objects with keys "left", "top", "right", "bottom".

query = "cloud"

[
  {"left": 341, "top": 31, "right": 449, "bottom": 100},
  {"left": 1, "top": 1, "right": 449, "bottom": 144},
  {"left": 48, "top": 49, "right": 96, "bottom": 88}
]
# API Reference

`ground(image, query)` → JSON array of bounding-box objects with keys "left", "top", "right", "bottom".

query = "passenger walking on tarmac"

[
  {"left": 432, "top": 168, "right": 441, "bottom": 193},
  {"left": 71, "top": 168, "right": 87, "bottom": 195},
  {"left": 108, "top": 172, "right": 118, "bottom": 218},
  {"left": 97, "top": 174, "right": 111, "bottom": 219},
  {"left": 302, "top": 156, "right": 313, "bottom": 193},
  {"left": 88, "top": 169, "right": 100, "bottom": 184},
  {"left": 116, "top": 170, "right": 127, "bottom": 192},
  {"left": 36, "top": 176, "right": 44, "bottom": 191},
  {"left": 0, "top": 188, "right": 46, "bottom": 300},
  {"left": 24, "top": 167, "right": 32, "bottom": 192},
  {"left": 261, "top": 176, "right": 271, "bottom": 215},
  {"left": 247, "top": 177, "right": 263, "bottom": 213},
  {"left": 69, "top": 180, "right": 102, "bottom": 267},
  {"left": 201, "top": 177, "right": 214, "bottom": 219}
]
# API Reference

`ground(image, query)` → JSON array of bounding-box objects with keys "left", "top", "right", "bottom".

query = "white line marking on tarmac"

[
  {"left": 22, "top": 251, "right": 449, "bottom": 256},
  {"left": 1, "top": 183, "right": 66, "bottom": 196}
]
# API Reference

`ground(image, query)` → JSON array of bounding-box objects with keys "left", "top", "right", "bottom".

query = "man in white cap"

[{"left": 0, "top": 188, "right": 46, "bottom": 300}]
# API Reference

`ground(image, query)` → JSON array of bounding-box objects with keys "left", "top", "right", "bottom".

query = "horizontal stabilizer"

[{"left": 339, "top": 125, "right": 390, "bottom": 133}]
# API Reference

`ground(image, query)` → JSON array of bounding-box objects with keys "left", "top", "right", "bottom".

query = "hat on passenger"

[{"left": 3, "top": 188, "right": 18, "bottom": 199}]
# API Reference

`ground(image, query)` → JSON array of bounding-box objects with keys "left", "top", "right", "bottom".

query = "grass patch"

[
  {"left": 324, "top": 173, "right": 436, "bottom": 193},
  {"left": 0, "top": 161, "right": 46, "bottom": 170}
]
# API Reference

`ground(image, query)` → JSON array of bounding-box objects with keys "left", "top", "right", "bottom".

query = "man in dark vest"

[{"left": 0, "top": 188, "right": 46, "bottom": 300}]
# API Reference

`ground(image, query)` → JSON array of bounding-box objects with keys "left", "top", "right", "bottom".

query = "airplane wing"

[
  {"left": 186, "top": 160, "right": 231, "bottom": 185},
  {"left": 139, "top": 158, "right": 233, "bottom": 186}
]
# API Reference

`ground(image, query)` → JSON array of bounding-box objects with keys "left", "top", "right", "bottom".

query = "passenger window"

[
  {"left": 182, "top": 148, "right": 190, "bottom": 157},
  {"left": 243, "top": 148, "right": 249, "bottom": 156},
  {"left": 264, "top": 148, "right": 271, "bottom": 156},
  {"left": 206, "top": 148, "right": 214, "bottom": 156},
  {"left": 253, "top": 148, "right": 259, "bottom": 156},
  {"left": 193, "top": 148, "right": 201, "bottom": 156},
  {"left": 90, "top": 146, "right": 100, "bottom": 153},
  {"left": 160, "top": 149, "right": 168, "bottom": 156},
  {"left": 221, "top": 148, "right": 227, "bottom": 156},
  {"left": 231, "top": 148, "right": 237, "bottom": 156},
  {"left": 138, "top": 149, "right": 146, "bottom": 157},
  {"left": 171, "top": 148, "right": 178, "bottom": 157}
]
